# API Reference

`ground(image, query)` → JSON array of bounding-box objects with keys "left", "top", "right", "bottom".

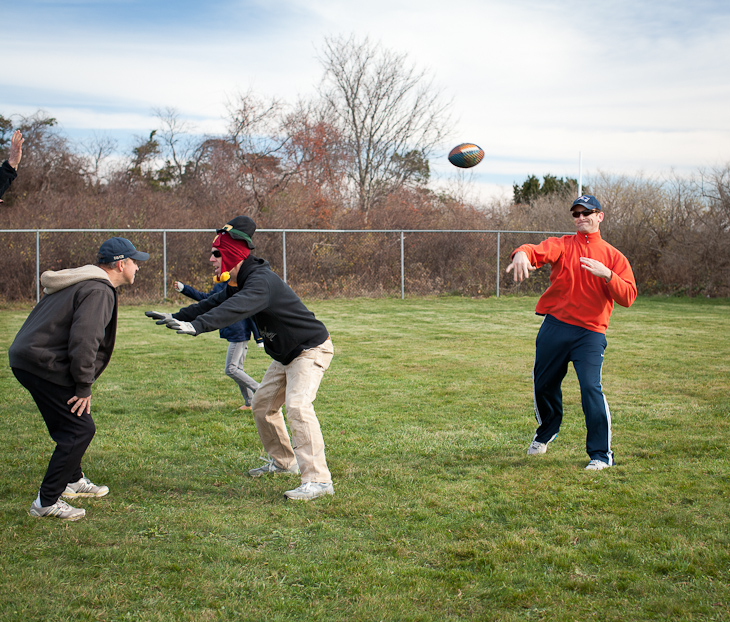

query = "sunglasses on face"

[
  {"left": 211, "top": 249, "right": 221, "bottom": 257},
  {"left": 572, "top": 210, "right": 598, "bottom": 218}
]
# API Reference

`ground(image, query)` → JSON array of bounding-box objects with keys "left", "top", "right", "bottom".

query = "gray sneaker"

[
  {"left": 248, "top": 458, "right": 300, "bottom": 478},
  {"left": 585, "top": 459, "right": 610, "bottom": 471},
  {"left": 283, "top": 482, "right": 334, "bottom": 501},
  {"left": 29, "top": 499, "right": 86, "bottom": 521},
  {"left": 63, "top": 475, "right": 109, "bottom": 498},
  {"left": 527, "top": 440, "right": 548, "bottom": 455}
]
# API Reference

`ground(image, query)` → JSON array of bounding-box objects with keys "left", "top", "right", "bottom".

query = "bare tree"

[
  {"left": 13, "top": 111, "right": 84, "bottom": 194},
  {"left": 317, "top": 35, "right": 453, "bottom": 218},
  {"left": 154, "top": 107, "right": 201, "bottom": 183},
  {"left": 282, "top": 99, "right": 349, "bottom": 196},
  {"left": 79, "top": 132, "right": 117, "bottom": 188},
  {"left": 223, "top": 90, "right": 297, "bottom": 215},
  {"left": 699, "top": 164, "right": 730, "bottom": 231}
]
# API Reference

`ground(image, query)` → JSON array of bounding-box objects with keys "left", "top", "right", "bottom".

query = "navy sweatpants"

[
  {"left": 12, "top": 368, "right": 96, "bottom": 506},
  {"left": 531, "top": 315, "right": 613, "bottom": 465}
]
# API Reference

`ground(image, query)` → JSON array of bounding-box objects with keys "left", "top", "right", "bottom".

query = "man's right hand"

[
  {"left": 68, "top": 395, "right": 92, "bottom": 416},
  {"left": 8, "top": 130, "right": 23, "bottom": 169},
  {"left": 505, "top": 251, "right": 536, "bottom": 282},
  {"left": 145, "top": 311, "right": 173, "bottom": 325}
]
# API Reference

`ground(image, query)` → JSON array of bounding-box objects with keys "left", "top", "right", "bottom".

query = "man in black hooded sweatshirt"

[{"left": 146, "top": 216, "right": 335, "bottom": 502}]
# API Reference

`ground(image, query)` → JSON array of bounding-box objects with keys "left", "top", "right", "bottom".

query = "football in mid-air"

[{"left": 448, "top": 143, "right": 484, "bottom": 169}]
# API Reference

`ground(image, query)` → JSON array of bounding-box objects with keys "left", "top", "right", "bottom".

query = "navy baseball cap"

[
  {"left": 97, "top": 237, "right": 150, "bottom": 263},
  {"left": 571, "top": 195, "right": 602, "bottom": 212}
]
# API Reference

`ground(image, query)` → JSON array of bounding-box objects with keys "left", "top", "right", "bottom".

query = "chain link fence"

[{"left": 0, "top": 228, "right": 572, "bottom": 303}]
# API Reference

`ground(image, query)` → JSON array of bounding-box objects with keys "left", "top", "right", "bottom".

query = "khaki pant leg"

[
  {"left": 251, "top": 360, "right": 297, "bottom": 470},
  {"left": 284, "top": 339, "right": 334, "bottom": 483}
]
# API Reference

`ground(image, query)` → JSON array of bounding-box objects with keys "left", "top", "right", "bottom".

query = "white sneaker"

[
  {"left": 283, "top": 482, "right": 334, "bottom": 501},
  {"left": 62, "top": 474, "right": 109, "bottom": 498},
  {"left": 585, "top": 459, "right": 610, "bottom": 471},
  {"left": 29, "top": 499, "right": 86, "bottom": 521},
  {"left": 248, "top": 458, "right": 300, "bottom": 477},
  {"left": 527, "top": 440, "right": 548, "bottom": 455}
]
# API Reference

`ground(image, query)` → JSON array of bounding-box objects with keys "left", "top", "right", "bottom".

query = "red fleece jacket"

[{"left": 512, "top": 231, "right": 637, "bottom": 334}]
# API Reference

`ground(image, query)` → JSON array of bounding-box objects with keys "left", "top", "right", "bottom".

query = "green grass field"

[{"left": 1, "top": 296, "right": 728, "bottom": 621}]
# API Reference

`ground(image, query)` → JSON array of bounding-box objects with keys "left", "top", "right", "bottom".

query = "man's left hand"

[
  {"left": 164, "top": 318, "right": 197, "bottom": 335},
  {"left": 580, "top": 257, "right": 612, "bottom": 282}
]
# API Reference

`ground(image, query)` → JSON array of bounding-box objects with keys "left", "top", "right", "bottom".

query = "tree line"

[{"left": 1, "top": 35, "right": 728, "bottom": 300}]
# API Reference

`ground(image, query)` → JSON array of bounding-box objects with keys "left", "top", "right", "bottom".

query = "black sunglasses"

[
  {"left": 571, "top": 210, "right": 598, "bottom": 218},
  {"left": 211, "top": 249, "right": 221, "bottom": 257}
]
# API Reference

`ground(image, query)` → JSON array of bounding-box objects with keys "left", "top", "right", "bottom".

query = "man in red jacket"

[{"left": 506, "top": 195, "right": 637, "bottom": 470}]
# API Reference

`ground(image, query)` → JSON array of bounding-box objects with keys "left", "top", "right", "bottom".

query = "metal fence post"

[
  {"left": 282, "top": 231, "right": 287, "bottom": 282},
  {"left": 36, "top": 230, "right": 40, "bottom": 303},
  {"left": 163, "top": 230, "right": 168, "bottom": 300},
  {"left": 496, "top": 231, "right": 501, "bottom": 298},
  {"left": 400, "top": 231, "right": 405, "bottom": 299}
]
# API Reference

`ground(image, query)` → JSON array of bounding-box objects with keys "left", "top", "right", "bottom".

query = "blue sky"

[{"left": 4, "top": 0, "right": 729, "bottom": 201}]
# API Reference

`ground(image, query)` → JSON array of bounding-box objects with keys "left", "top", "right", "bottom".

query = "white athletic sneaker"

[
  {"left": 527, "top": 440, "right": 548, "bottom": 455},
  {"left": 283, "top": 482, "right": 334, "bottom": 501},
  {"left": 248, "top": 458, "right": 300, "bottom": 477},
  {"left": 29, "top": 499, "right": 86, "bottom": 521},
  {"left": 62, "top": 475, "right": 109, "bottom": 498},
  {"left": 585, "top": 459, "right": 611, "bottom": 471}
]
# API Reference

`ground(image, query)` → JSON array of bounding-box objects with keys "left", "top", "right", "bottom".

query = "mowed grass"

[{"left": 0, "top": 296, "right": 728, "bottom": 621}]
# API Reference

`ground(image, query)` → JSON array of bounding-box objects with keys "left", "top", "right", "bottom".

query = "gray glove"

[
  {"left": 164, "top": 318, "right": 197, "bottom": 336},
  {"left": 145, "top": 311, "right": 173, "bottom": 325}
]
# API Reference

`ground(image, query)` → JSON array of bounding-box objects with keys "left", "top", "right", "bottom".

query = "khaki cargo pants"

[{"left": 251, "top": 338, "right": 334, "bottom": 483}]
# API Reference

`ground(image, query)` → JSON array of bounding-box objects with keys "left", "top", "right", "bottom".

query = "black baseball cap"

[
  {"left": 216, "top": 216, "right": 256, "bottom": 249},
  {"left": 97, "top": 237, "right": 150, "bottom": 263},
  {"left": 571, "top": 195, "right": 602, "bottom": 212}
]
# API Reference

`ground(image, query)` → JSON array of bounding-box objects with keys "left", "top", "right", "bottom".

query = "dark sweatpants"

[
  {"left": 12, "top": 368, "right": 96, "bottom": 506},
  {"left": 531, "top": 315, "right": 614, "bottom": 465}
]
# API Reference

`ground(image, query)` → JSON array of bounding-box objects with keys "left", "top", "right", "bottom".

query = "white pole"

[{"left": 578, "top": 151, "right": 583, "bottom": 196}]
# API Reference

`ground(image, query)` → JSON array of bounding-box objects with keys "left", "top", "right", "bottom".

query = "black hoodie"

[
  {"left": 8, "top": 265, "right": 118, "bottom": 397},
  {"left": 173, "top": 255, "right": 329, "bottom": 365}
]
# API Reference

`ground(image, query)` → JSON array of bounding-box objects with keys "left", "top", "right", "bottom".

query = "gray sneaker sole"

[
  {"left": 284, "top": 487, "right": 334, "bottom": 501},
  {"left": 29, "top": 508, "right": 86, "bottom": 521}
]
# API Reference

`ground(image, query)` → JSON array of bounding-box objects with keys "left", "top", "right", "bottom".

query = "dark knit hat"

[{"left": 216, "top": 216, "right": 256, "bottom": 249}]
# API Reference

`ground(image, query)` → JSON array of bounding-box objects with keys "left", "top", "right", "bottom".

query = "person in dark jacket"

[
  {"left": 146, "top": 216, "right": 335, "bottom": 501},
  {"left": 0, "top": 129, "right": 23, "bottom": 203},
  {"left": 9, "top": 237, "right": 149, "bottom": 521},
  {"left": 173, "top": 278, "right": 264, "bottom": 409}
]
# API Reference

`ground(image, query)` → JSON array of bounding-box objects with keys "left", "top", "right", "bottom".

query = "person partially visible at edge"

[
  {"left": 146, "top": 216, "right": 335, "bottom": 502},
  {"left": 8, "top": 237, "right": 150, "bottom": 521},
  {"left": 0, "top": 129, "right": 23, "bottom": 203},
  {"left": 505, "top": 194, "right": 637, "bottom": 471},
  {"left": 173, "top": 276, "right": 264, "bottom": 410}
]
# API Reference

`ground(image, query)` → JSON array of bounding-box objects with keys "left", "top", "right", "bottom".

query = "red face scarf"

[{"left": 213, "top": 232, "right": 250, "bottom": 273}]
